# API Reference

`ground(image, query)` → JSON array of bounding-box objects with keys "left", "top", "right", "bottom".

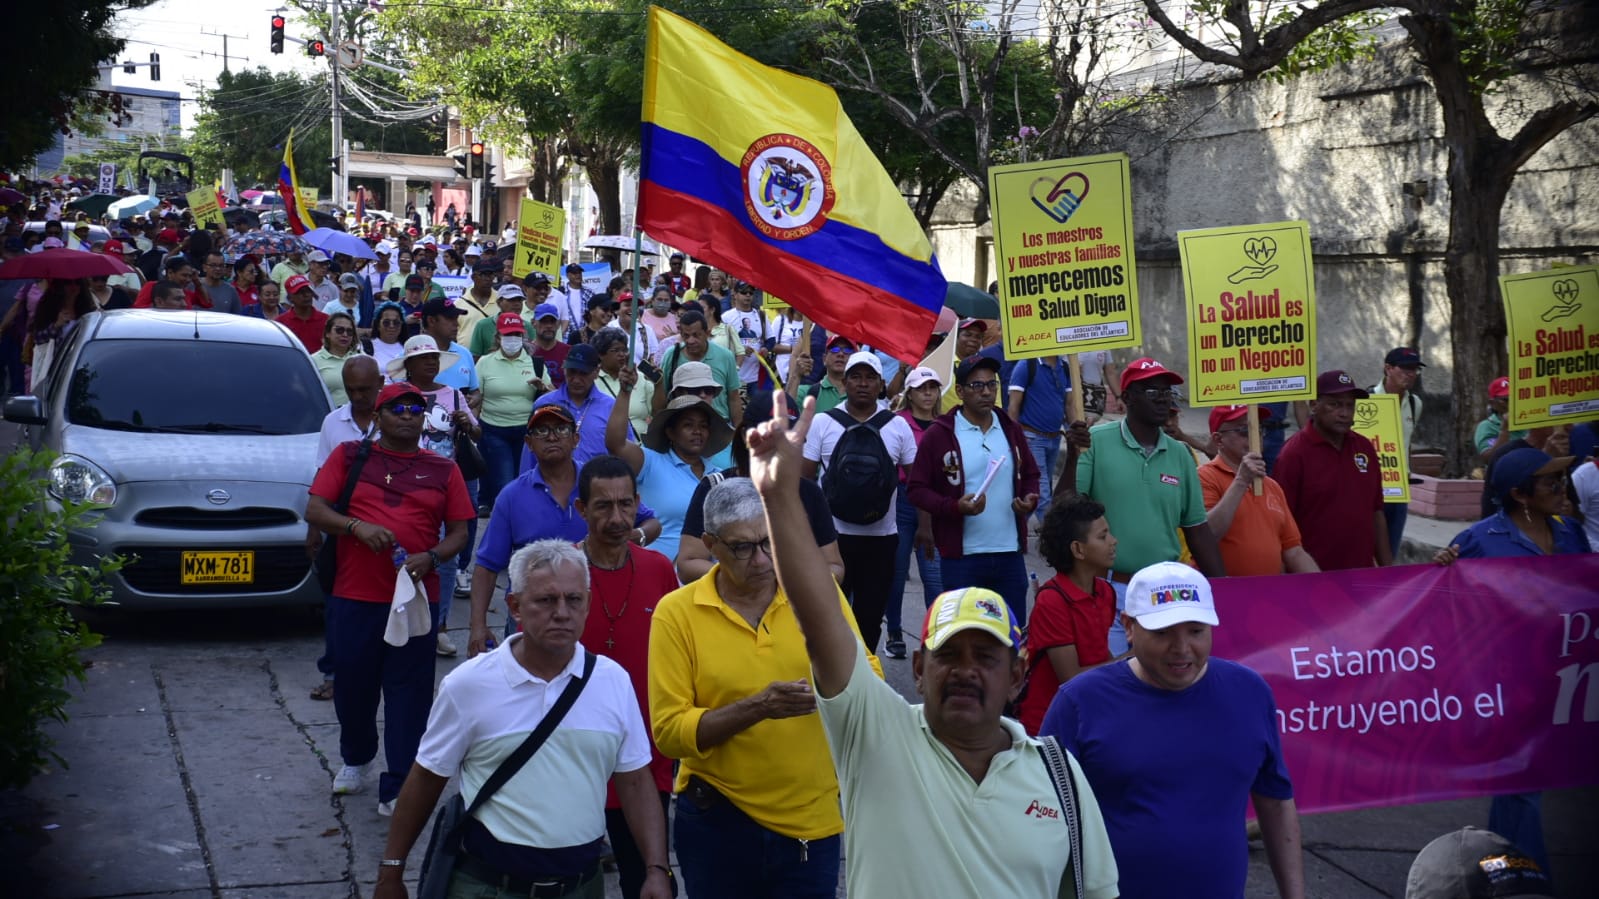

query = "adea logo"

[{"left": 1024, "top": 799, "right": 1060, "bottom": 819}]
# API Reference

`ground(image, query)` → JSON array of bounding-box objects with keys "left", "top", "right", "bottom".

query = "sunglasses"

[
  {"left": 709, "top": 533, "right": 772, "bottom": 561},
  {"left": 384, "top": 402, "right": 426, "bottom": 415},
  {"left": 827, "top": 345, "right": 855, "bottom": 354},
  {"left": 331, "top": 326, "right": 353, "bottom": 336},
  {"left": 1138, "top": 387, "right": 1175, "bottom": 400}
]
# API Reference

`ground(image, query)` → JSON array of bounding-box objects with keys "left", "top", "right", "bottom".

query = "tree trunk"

[{"left": 1441, "top": 161, "right": 1510, "bottom": 478}]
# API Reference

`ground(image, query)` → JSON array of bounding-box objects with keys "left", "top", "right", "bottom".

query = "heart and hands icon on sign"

[
  {"left": 1541, "top": 278, "right": 1582, "bottom": 322},
  {"left": 1227, "top": 236, "right": 1280, "bottom": 284}
]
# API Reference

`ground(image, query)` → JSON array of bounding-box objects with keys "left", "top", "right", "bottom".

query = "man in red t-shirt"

[
  {"left": 1274, "top": 370, "right": 1392, "bottom": 570},
  {"left": 278, "top": 274, "right": 329, "bottom": 353},
  {"left": 1016, "top": 495, "right": 1120, "bottom": 734},
  {"left": 574, "top": 454, "right": 679, "bottom": 899},
  {"left": 306, "top": 382, "right": 475, "bottom": 814}
]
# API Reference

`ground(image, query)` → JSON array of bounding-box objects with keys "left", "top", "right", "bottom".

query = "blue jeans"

[
  {"left": 1024, "top": 431, "right": 1059, "bottom": 521},
  {"left": 674, "top": 790, "right": 840, "bottom": 899},
  {"left": 478, "top": 423, "right": 524, "bottom": 512},
  {"left": 1489, "top": 793, "right": 1550, "bottom": 881},
  {"left": 940, "top": 552, "right": 1029, "bottom": 628},
  {"left": 327, "top": 596, "right": 438, "bottom": 803},
  {"left": 1383, "top": 502, "right": 1408, "bottom": 559},
  {"left": 890, "top": 484, "right": 942, "bottom": 630},
  {"left": 436, "top": 478, "right": 480, "bottom": 628},
  {"left": 1108, "top": 581, "right": 1129, "bottom": 656}
]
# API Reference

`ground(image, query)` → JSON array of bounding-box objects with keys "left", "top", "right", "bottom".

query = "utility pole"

[
  {"left": 329, "top": 0, "right": 345, "bottom": 211},
  {"left": 199, "top": 30, "right": 249, "bottom": 74}
]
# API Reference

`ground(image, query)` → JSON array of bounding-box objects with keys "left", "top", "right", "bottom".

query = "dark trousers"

[
  {"left": 837, "top": 533, "right": 899, "bottom": 653},
  {"left": 890, "top": 483, "right": 942, "bottom": 626},
  {"left": 478, "top": 422, "right": 524, "bottom": 511},
  {"left": 327, "top": 596, "right": 438, "bottom": 803},
  {"left": 941, "top": 551, "right": 1030, "bottom": 628},
  {"left": 604, "top": 791, "right": 672, "bottom": 899},
  {"left": 315, "top": 597, "right": 334, "bottom": 680},
  {"left": 1383, "top": 501, "right": 1408, "bottom": 559},
  {"left": 673, "top": 791, "right": 839, "bottom": 899}
]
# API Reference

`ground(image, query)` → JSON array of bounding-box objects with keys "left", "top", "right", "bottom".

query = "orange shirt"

[{"left": 1198, "top": 457, "right": 1302, "bottom": 577}]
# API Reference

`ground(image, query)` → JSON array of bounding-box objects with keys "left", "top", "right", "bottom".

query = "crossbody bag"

[
  {"left": 1039, "top": 735, "right": 1087, "bottom": 899},
  {"left": 314, "top": 436, "right": 374, "bottom": 595}
]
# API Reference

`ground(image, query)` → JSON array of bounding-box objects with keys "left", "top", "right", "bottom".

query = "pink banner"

[{"left": 1209, "top": 555, "right": 1599, "bottom": 814}]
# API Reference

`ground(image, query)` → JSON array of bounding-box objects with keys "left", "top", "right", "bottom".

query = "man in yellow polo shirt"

[
  {"left": 745, "top": 396, "right": 1120, "bottom": 899},
  {"left": 649, "top": 476, "right": 880, "bottom": 899}
]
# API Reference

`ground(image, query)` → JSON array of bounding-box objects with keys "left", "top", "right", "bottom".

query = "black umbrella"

[{"left": 222, "top": 206, "right": 261, "bottom": 229}]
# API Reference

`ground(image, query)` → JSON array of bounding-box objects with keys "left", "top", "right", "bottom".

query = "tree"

[
  {"left": 1140, "top": 0, "right": 1599, "bottom": 475},
  {"left": 0, "top": 0, "right": 160, "bottom": 170}
]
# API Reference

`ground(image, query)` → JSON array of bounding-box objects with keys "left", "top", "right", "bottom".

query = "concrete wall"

[{"left": 930, "top": 39, "right": 1599, "bottom": 452}]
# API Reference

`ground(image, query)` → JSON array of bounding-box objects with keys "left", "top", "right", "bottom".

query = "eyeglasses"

[
  {"left": 1138, "top": 387, "right": 1175, "bottom": 400},
  {"left": 1534, "top": 474, "right": 1568, "bottom": 492},
  {"left": 962, "top": 379, "right": 999, "bottom": 392},
  {"left": 684, "top": 385, "right": 721, "bottom": 397},
  {"left": 710, "top": 533, "right": 772, "bottom": 560},
  {"left": 527, "top": 423, "right": 576, "bottom": 438},
  {"left": 378, "top": 318, "right": 401, "bottom": 327},
  {"left": 1215, "top": 427, "right": 1248, "bottom": 436},
  {"left": 331, "top": 326, "right": 353, "bottom": 336},
  {"left": 384, "top": 402, "right": 426, "bottom": 415}
]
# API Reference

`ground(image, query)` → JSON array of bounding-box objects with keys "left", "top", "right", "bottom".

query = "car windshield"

[{"left": 66, "top": 339, "right": 329, "bottom": 435}]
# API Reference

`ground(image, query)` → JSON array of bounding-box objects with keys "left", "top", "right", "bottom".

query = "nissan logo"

[{"left": 206, "top": 489, "right": 231, "bottom": 505}]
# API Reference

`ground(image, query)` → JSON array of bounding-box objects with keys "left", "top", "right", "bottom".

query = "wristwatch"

[{"left": 426, "top": 549, "right": 441, "bottom": 569}]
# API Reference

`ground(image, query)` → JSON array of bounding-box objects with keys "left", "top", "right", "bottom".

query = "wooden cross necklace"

[{"left": 582, "top": 540, "right": 635, "bottom": 650}]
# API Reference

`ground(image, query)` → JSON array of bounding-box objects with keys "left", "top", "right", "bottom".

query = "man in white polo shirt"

[
  {"left": 748, "top": 396, "right": 1119, "bottom": 899},
  {"left": 373, "top": 540, "right": 672, "bottom": 899}
]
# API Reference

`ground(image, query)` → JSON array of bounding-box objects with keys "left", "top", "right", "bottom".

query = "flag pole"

[{"left": 627, "top": 229, "right": 642, "bottom": 364}]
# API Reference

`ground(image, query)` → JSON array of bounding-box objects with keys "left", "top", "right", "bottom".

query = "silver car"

[{"left": 4, "top": 310, "right": 332, "bottom": 609}]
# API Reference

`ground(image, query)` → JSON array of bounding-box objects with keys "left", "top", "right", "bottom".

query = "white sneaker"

[
  {"left": 454, "top": 569, "right": 472, "bottom": 597},
  {"left": 332, "top": 763, "right": 367, "bottom": 795},
  {"left": 435, "top": 631, "right": 458, "bottom": 657},
  {"left": 378, "top": 799, "right": 395, "bottom": 817}
]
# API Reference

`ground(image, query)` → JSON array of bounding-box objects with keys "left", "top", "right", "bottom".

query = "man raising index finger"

[{"left": 750, "top": 393, "right": 1120, "bottom": 899}]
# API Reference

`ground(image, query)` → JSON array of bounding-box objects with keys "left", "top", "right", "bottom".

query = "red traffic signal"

[
  {"left": 308, "top": 39, "right": 326, "bottom": 57},
  {"left": 469, "top": 141, "right": 485, "bottom": 157},
  {"left": 270, "top": 16, "right": 285, "bottom": 54}
]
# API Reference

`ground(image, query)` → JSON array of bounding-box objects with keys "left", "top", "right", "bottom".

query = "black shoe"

[{"left": 885, "top": 632, "right": 907, "bottom": 660}]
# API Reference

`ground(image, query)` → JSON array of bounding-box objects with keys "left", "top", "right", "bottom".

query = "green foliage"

[
  {"left": 1263, "top": 10, "right": 1384, "bottom": 84},
  {"left": 0, "top": 450, "right": 120, "bottom": 791},
  {"left": 0, "top": 0, "right": 160, "bottom": 170},
  {"left": 1452, "top": 0, "right": 1532, "bottom": 94}
]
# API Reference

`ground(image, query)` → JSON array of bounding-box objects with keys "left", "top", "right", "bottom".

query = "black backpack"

[{"left": 821, "top": 408, "right": 898, "bottom": 524}]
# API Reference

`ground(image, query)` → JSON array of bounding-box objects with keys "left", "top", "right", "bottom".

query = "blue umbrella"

[
  {"left": 303, "top": 227, "right": 376, "bottom": 260},
  {"left": 108, "top": 194, "right": 160, "bottom": 219}
]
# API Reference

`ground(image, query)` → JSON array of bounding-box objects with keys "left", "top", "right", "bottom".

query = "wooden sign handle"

[
  {"left": 1067, "top": 355, "right": 1085, "bottom": 423},
  {"left": 1246, "top": 404, "right": 1264, "bottom": 496}
]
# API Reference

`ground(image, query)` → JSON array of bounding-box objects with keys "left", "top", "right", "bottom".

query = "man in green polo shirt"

[
  {"left": 749, "top": 398, "right": 1120, "bottom": 899},
  {"left": 805, "top": 334, "right": 854, "bottom": 413},
  {"left": 1062, "top": 357, "right": 1226, "bottom": 655},
  {"left": 653, "top": 309, "right": 742, "bottom": 426}
]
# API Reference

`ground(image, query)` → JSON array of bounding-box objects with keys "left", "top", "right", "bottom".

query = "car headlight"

[{"left": 48, "top": 454, "right": 118, "bottom": 506}]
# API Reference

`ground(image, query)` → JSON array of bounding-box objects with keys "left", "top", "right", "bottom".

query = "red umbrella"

[{"left": 0, "top": 248, "right": 134, "bottom": 280}]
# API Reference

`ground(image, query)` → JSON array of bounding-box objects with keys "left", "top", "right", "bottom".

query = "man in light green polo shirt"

[
  {"left": 750, "top": 397, "right": 1120, "bottom": 899},
  {"left": 653, "top": 309, "right": 742, "bottom": 426},
  {"left": 1064, "top": 357, "right": 1225, "bottom": 655}
]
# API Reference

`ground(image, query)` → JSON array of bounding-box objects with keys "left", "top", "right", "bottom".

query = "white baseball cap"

[
  {"left": 1124, "top": 562, "right": 1218, "bottom": 630},
  {"left": 904, "top": 366, "right": 942, "bottom": 389},
  {"left": 844, "top": 350, "right": 882, "bottom": 376},
  {"left": 306, "top": 250, "right": 331, "bottom": 263}
]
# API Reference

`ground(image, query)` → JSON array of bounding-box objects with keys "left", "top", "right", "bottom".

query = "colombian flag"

[
  {"left": 639, "top": 7, "right": 944, "bottom": 363},
  {"left": 277, "top": 131, "right": 316, "bottom": 236}
]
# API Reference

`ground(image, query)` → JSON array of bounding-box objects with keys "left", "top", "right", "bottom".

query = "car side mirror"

[{"left": 3, "top": 395, "right": 45, "bottom": 425}]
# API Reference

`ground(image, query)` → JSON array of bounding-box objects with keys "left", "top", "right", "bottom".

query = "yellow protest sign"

[
  {"left": 988, "top": 153, "right": 1139, "bottom": 358},
  {"left": 762, "top": 294, "right": 789, "bottom": 311},
  {"left": 186, "top": 187, "right": 222, "bottom": 229},
  {"left": 1500, "top": 264, "right": 1599, "bottom": 429},
  {"left": 1178, "top": 220, "right": 1316, "bottom": 406},
  {"left": 512, "top": 197, "right": 566, "bottom": 281},
  {"left": 1352, "top": 393, "right": 1411, "bottom": 503},
  {"left": 298, "top": 187, "right": 319, "bottom": 209}
]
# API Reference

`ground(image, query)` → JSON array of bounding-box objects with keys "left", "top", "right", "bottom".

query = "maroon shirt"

[
  {"left": 1273, "top": 425, "right": 1384, "bottom": 570},
  {"left": 278, "top": 307, "right": 329, "bottom": 353}
]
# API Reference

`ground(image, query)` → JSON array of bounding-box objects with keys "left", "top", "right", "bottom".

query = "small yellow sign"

[
  {"left": 298, "top": 186, "right": 319, "bottom": 209},
  {"left": 1352, "top": 393, "right": 1411, "bottom": 504},
  {"left": 1500, "top": 264, "right": 1599, "bottom": 429},
  {"left": 1178, "top": 220, "right": 1317, "bottom": 407},
  {"left": 512, "top": 197, "right": 566, "bottom": 281},
  {"left": 988, "top": 153, "right": 1139, "bottom": 359},
  {"left": 186, "top": 187, "right": 223, "bottom": 229}
]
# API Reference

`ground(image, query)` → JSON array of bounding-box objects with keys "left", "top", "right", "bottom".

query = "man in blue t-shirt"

[
  {"left": 1006, "top": 354, "right": 1071, "bottom": 523},
  {"left": 1040, "top": 562, "right": 1305, "bottom": 899}
]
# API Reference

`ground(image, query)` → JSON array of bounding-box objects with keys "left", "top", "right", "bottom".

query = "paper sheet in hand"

[{"left": 973, "top": 455, "right": 1005, "bottom": 499}]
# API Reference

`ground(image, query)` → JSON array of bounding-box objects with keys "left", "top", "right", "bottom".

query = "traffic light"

[
  {"left": 329, "top": 156, "right": 342, "bottom": 176},
  {"left": 149, "top": 52, "right": 161, "bottom": 81},
  {"left": 452, "top": 154, "right": 469, "bottom": 180},
  {"left": 480, "top": 160, "right": 496, "bottom": 186},
  {"left": 123, "top": 60, "right": 135, "bottom": 74},
  {"left": 270, "top": 16, "right": 285, "bottom": 54},
  {"left": 307, "top": 39, "right": 326, "bottom": 57}
]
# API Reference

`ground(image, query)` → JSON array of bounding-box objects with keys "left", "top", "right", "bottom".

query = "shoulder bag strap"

[
  {"left": 1039, "top": 735, "right": 1085, "bottom": 899},
  {"left": 332, "top": 437, "right": 375, "bottom": 515},
  {"left": 463, "top": 651, "right": 597, "bottom": 821}
]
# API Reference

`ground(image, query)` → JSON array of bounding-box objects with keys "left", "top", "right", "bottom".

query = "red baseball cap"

[
  {"left": 284, "top": 274, "right": 313, "bottom": 296},
  {"left": 1120, "top": 357, "right": 1184, "bottom": 393},
  {"left": 1488, "top": 376, "right": 1510, "bottom": 399},
  {"left": 101, "top": 239, "right": 126, "bottom": 255},
  {"left": 496, "top": 312, "right": 526, "bottom": 335},
  {"left": 1208, "top": 404, "right": 1272, "bottom": 434},
  {"left": 157, "top": 228, "right": 181, "bottom": 245},
  {"left": 376, "top": 382, "right": 426, "bottom": 408}
]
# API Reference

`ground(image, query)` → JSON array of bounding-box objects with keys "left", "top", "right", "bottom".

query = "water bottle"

[
  {"left": 1029, "top": 570, "right": 1041, "bottom": 597},
  {"left": 392, "top": 546, "right": 408, "bottom": 569}
]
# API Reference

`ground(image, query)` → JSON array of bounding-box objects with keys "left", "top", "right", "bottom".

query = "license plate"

[{"left": 180, "top": 551, "right": 255, "bottom": 585}]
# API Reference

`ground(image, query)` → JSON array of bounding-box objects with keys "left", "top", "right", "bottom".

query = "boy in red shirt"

[{"left": 1015, "top": 495, "right": 1120, "bottom": 734}]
